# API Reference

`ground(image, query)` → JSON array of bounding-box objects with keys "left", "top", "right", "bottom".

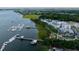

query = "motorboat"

[{"left": 30, "top": 40, "right": 37, "bottom": 45}]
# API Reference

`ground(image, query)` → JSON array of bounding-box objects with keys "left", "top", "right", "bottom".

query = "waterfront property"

[{"left": 41, "top": 19, "right": 79, "bottom": 40}]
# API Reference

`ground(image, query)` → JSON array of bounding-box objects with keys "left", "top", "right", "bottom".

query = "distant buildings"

[{"left": 41, "top": 19, "right": 79, "bottom": 39}]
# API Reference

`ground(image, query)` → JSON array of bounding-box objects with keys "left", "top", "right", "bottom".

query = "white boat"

[
  {"left": 11, "top": 28, "right": 16, "bottom": 31},
  {"left": 30, "top": 40, "right": 37, "bottom": 44},
  {"left": 19, "top": 24, "right": 24, "bottom": 31},
  {"left": 25, "top": 26, "right": 32, "bottom": 29},
  {"left": 20, "top": 36, "right": 24, "bottom": 39}
]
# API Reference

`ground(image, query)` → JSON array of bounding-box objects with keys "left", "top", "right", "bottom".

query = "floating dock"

[
  {"left": 8, "top": 34, "right": 43, "bottom": 45},
  {"left": 16, "top": 37, "right": 43, "bottom": 42}
]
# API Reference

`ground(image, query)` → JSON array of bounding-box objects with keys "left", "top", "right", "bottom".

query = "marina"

[{"left": 8, "top": 24, "right": 36, "bottom": 32}]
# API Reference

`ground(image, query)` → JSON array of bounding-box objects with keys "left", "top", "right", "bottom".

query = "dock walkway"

[{"left": 16, "top": 37, "right": 43, "bottom": 42}]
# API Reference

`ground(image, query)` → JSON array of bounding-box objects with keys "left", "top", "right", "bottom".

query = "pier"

[
  {"left": 9, "top": 34, "right": 43, "bottom": 45},
  {"left": 16, "top": 37, "right": 43, "bottom": 42}
]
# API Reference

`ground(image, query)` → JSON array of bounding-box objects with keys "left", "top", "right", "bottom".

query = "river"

[{"left": 0, "top": 10, "right": 38, "bottom": 51}]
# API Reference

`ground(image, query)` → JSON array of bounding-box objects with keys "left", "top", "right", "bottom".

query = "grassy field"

[
  {"left": 23, "top": 14, "right": 40, "bottom": 20},
  {"left": 35, "top": 21, "right": 50, "bottom": 39}
]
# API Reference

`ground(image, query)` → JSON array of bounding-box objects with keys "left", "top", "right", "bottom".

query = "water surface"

[{"left": 0, "top": 10, "right": 38, "bottom": 51}]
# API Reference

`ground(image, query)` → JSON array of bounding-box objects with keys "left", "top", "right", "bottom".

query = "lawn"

[
  {"left": 36, "top": 22, "right": 50, "bottom": 39},
  {"left": 23, "top": 14, "right": 40, "bottom": 20}
]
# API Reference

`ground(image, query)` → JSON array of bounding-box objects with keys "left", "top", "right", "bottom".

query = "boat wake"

[{"left": 0, "top": 34, "right": 18, "bottom": 51}]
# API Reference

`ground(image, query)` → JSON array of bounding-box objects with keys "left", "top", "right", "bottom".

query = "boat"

[
  {"left": 11, "top": 28, "right": 16, "bottom": 31},
  {"left": 30, "top": 40, "right": 37, "bottom": 45},
  {"left": 20, "top": 36, "right": 24, "bottom": 39},
  {"left": 25, "top": 26, "right": 32, "bottom": 29},
  {"left": 17, "top": 36, "right": 24, "bottom": 40}
]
